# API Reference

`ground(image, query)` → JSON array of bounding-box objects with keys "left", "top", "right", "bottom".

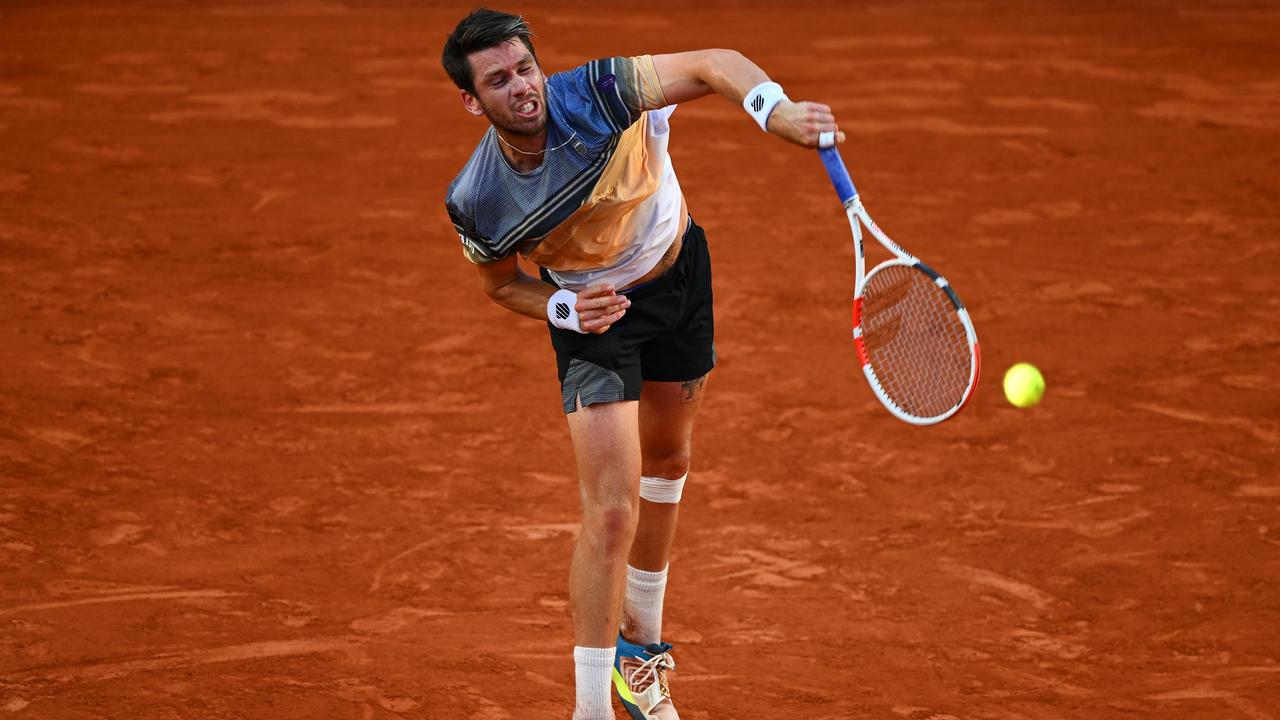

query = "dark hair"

[{"left": 442, "top": 8, "right": 538, "bottom": 94}]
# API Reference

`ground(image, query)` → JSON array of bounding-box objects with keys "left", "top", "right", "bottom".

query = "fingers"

[
  {"left": 818, "top": 129, "right": 847, "bottom": 147},
  {"left": 576, "top": 283, "right": 630, "bottom": 334},
  {"left": 800, "top": 120, "right": 842, "bottom": 147},
  {"left": 801, "top": 101, "right": 842, "bottom": 147},
  {"left": 576, "top": 284, "right": 624, "bottom": 307},
  {"left": 774, "top": 100, "right": 845, "bottom": 148},
  {"left": 578, "top": 295, "right": 627, "bottom": 318},
  {"left": 582, "top": 309, "right": 625, "bottom": 334},
  {"left": 580, "top": 302, "right": 627, "bottom": 333},
  {"left": 805, "top": 103, "right": 835, "bottom": 124}
]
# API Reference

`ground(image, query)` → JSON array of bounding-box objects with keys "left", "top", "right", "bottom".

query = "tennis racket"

[{"left": 817, "top": 135, "right": 980, "bottom": 425}]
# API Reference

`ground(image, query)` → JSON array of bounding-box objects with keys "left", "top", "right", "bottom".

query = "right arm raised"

[{"left": 476, "top": 255, "right": 631, "bottom": 334}]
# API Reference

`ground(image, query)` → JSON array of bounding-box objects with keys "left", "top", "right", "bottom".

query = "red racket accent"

[
  {"left": 966, "top": 341, "right": 982, "bottom": 405},
  {"left": 852, "top": 297, "right": 870, "bottom": 366}
]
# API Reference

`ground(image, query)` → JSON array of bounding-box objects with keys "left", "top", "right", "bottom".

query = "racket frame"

[{"left": 820, "top": 145, "right": 981, "bottom": 425}]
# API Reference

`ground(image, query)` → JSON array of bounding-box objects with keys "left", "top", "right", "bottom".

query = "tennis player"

[{"left": 442, "top": 9, "right": 843, "bottom": 719}]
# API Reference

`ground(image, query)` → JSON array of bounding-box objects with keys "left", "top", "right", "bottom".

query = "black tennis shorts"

[{"left": 542, "top": 218, "right": 715, "bottom": 414}]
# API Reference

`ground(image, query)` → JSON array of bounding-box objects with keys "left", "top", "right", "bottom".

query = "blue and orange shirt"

[{"left": 445, "top": 55, "right": 686, "bottom": 290}]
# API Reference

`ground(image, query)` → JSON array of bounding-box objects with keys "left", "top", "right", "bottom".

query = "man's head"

[{"left": 443, "top": 8, "right": 547, "bottom": 137}]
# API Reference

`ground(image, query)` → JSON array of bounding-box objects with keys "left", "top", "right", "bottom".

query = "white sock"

[
  {"left": 573, "top": 645, "right": 616, "bottom": 720},
  {"left": 625, "top": 564, "right": 669, "bottom": 646}
]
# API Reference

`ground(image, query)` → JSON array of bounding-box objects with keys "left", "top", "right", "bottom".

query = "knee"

[
  {"left": 643, "top": 447, "right": 690, "bottom": 482},
  {"left": 582, "top": 497, "right": 638, "bottom": 555}
]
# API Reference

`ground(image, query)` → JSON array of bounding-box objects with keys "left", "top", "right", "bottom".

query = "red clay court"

[{"left": 1, "top": 2, "right": 1277, "bottom": 718}]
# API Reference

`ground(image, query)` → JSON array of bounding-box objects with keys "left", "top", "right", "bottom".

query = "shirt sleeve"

[
  {"left": 566, "top": 55, "right": 669, "bottom": 134},
  {"left": 445, "top": 200, "right": 504, "bottom": 266}
]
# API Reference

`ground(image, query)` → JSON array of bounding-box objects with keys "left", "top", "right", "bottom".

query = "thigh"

[
  {"left": 566, "top": 399, "right": 642, "bottom": 505},
  {"left": 638, "top": 374, "right": 709, "bottom": 475}
]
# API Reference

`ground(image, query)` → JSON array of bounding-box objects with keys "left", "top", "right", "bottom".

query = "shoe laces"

[{"left": 625, "top": 650, "right": 676, "bottom": 698}]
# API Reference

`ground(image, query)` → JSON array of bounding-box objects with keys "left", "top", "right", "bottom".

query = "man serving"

[{"left": 442, "top": 9, "right": 843, "bottom": 718}]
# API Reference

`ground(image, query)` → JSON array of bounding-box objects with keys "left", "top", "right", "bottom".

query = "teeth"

[{"left": 518, "top": 101, "right": 535, "bottom": 113}]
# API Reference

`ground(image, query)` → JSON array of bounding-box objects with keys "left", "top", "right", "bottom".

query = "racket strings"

[{"left": 861, "top": 265, "right": 971, "bottom": 418}]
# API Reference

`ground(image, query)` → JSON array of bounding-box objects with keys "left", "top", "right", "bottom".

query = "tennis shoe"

[{"left": 613, "top": 634, "right": 679, "bottom": 720}]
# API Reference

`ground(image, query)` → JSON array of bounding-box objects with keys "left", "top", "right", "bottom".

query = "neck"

[{"left": 496, "top": 128, "right": 547, "bottom": 172}]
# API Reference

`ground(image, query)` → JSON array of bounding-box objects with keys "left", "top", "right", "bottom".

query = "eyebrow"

[{"left": 480, "top": 53, "right": 534, "bottom": 82}]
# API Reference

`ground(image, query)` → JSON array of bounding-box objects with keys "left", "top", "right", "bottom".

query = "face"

[{"left": 461, "top": 39, "right": 547, "bottom": 137}]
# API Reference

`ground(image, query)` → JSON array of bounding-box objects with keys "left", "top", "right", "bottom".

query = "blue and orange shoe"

[{"left": 612, "top": 634, "right": 679, "bottom": 719}]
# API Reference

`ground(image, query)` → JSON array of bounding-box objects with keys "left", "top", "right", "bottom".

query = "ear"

[{"left": 460, "top": 89, "right": 485, "bottom": 117}]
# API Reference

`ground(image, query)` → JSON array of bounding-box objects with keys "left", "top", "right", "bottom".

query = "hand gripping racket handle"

[{"left": 817, "top": 135, "right": 858, "bottom": 206}]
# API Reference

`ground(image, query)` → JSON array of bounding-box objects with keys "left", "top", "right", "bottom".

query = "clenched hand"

[{"left": 576, "top": 284, "right": 630, "bottom": 334}]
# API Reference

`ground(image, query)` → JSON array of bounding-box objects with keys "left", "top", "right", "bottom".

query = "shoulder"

[
  {"left": 445, "top": 129, "right": 499, "bottom": 215},
  {"left": 445, "top": 131, "right": 507, "bottom": 263},
  {"left": 545, "top": 64, "right": 615, "bottom": 136},
  {"left": 547, "top": 56, "right": 665, "bottom": 136}
]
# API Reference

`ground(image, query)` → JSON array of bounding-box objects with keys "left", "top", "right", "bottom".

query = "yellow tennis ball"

[{"left": 1003, "top": 363, "right": 1045, "bottom": 408}]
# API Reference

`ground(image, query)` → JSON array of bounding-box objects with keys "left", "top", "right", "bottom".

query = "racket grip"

[{"left": 818, "top": 146, "right": 857, "bottom": 205}]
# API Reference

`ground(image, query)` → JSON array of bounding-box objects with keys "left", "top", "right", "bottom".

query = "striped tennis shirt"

[{"left": 445, "top": 55, "right": 686, "bottom": 291}]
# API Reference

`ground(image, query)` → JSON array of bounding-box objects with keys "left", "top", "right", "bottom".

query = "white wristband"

[
  {"left": 547, "top": 289, "right": 586, "bottom": 333},
  {"left": 742, "top": 81, "right": 788, "bottom": 131}
]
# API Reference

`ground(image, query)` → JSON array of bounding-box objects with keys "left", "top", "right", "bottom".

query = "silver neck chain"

[{"left": 496, "top": 130, "right": 579, "bottom": 156}]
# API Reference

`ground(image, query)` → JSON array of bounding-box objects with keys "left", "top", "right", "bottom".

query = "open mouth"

[{"left": 514, "top": 98, "right": 540, "bottom": 119}]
